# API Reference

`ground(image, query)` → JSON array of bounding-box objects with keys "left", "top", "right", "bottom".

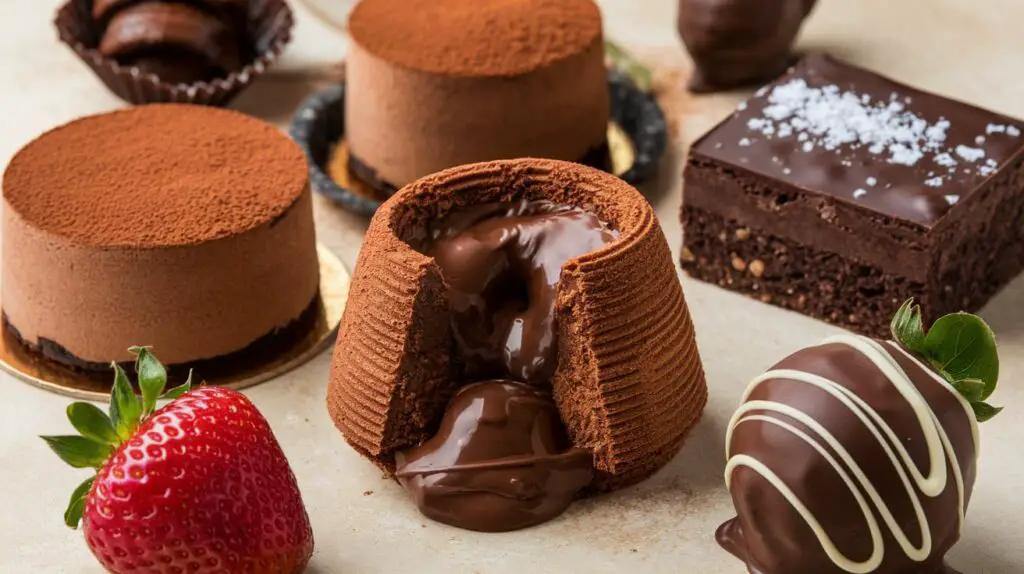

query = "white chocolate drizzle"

[{"left": 724, "top": 334, "right": 977, "bottom": 574}]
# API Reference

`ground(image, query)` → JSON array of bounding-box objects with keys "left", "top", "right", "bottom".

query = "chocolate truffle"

[
  {"left": 719, "top": 334, "right": 979, "bottom": 574},
  {"left": 395, "top": 380, "right": 594, "bottom": 532},
  {"left": 344, "top": 0, "right": 611, "bottom": 194},
  {"left": 677, "top": 0, "right": 815, "bottom": 92},
  {"left": 96, "top": 0, "right": 247, "bottom": 84},
  {"left": 2, "top": 104, "right": 320, "bottom": 372},
  {"left": 327, "top": 158, "right": 708, "bottom": 495}
]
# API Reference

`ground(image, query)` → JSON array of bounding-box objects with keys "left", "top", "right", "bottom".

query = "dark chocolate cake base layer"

[
  {"left": 346, "top": 141, "right": 613, "bottom": 199},
  {"left": 681, "top": 206, "right": 923, "bottom": 338},
  {"left": 2, "top": 290, "right": 322, "bottom": 386},
  {"left": 681, "top": 154, "right": 1024, "bottom": 337}
]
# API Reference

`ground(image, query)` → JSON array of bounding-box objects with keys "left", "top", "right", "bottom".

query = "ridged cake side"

[
  {"left": 326, "top": 210, "right": 455, "bottom": 465},
  {"left": 556, "top": 188, "right": 707, "bottom": 491},
  {"left": 327, "top": 159, "right": 708, "bottom": 488}
]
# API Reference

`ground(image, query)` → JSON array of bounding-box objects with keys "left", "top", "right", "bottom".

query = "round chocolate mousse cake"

[
  {"left": 327, "top": 159, "right": 708, "bottom": 531},
  {"left": 344, "top": 0, "right": 611, "bottom": 194},
  {"left": 2, "top": 104, "right": 320, "bottom": 375}
]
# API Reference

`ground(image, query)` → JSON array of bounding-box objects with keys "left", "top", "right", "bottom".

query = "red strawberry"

[{"left": 42, "top": 347, "right": 314, "bottom": 573}]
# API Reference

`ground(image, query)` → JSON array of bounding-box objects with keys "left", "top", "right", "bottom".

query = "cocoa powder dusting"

[
  {"left": 3, "top": 104, "right": 307, "bottom": 248},
  {"left": 347, "top": 0, "right": 602, "bottom": 77}
]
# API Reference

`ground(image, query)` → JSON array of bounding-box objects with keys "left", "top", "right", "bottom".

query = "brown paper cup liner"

[{"left": 55, "top": 0, "right": 294, "bottom": 107}]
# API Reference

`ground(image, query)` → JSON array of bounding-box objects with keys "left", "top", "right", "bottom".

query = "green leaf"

[
  {"left": 109, "top": 363, "right": 142, "bottom": 440},
  {"left": 604, "top": 40, "right": 653, "bottom": 92},
  {"left": 66, "top": 403, "right": 118, "bottom": 445},
  {"left": 161, "top": 369, "right": 193, "bottom": 401},
  {"left": 41, "top": 436, "right": 112, "bottom": 469},
  {"left": 972, "top": 401, "right": 1003, "bottom": 423},
  {"left": 923, "top": 312, "right": 999, "bottom": 400},
  {"left": 131, "top": 347, "right": 167, "bottom": 415},
  {"left": 64, "top": 475, "right": 95, "bottom": 529},
  {"left": 890, "top": 298, "right": 926, "bottom": 352},
  {"left": 951, "top": 378, "right": 986, "bottom": 403}
]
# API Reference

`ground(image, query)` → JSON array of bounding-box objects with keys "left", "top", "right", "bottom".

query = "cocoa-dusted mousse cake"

[
  {"left": 344, "top": 0, "right": 610, "bottom": 194},
  {"left": 681, "top": 53, "right": 1024, "bottom": 337},
  {"left": 327, "top": 159, "right": 707, "bottom": 531},
  {"left": 2, "top": 104, "right": 320, "bottom": 376}
]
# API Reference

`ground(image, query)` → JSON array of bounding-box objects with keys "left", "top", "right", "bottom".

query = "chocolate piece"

[
  {"left": 2, "top": 104, "right": 319, "bottom": 367},
  {"left": 421, "top": 199, "right": 619, "bottom": 385},
  {"left": 395, "top": 380, "right": 593, "bottom": 532},
  {"left": 99, "top": 2, "right": 243, "bottom": 82},
  {"left": 677, "top": 0, "right": 815, "bottom": 92},
  {"left": 681, "top": 54, "right": 1024, "bottom": 337},
  {"left": 719, "top": 334, "right": 976, "bottom": 574},
  {"left": 327, "top": 159, "right": 708, "bottom": 493},
  {"left": 55, "top": 0, "right": 294, "bottom": 106},
  {"left": 344, "top": 0, "right": 610, "bottom": 189}
]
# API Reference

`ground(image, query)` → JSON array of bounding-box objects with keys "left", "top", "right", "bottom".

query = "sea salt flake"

[
  {"left": 975, "top": 136, "right": 986, "bottom": 145},
  {"left": 739, "top": 138, "right": 753, "bottom": 147},
  {"left": 925, "top": 177, "right": 944, "bottom": 187},
  {"left": 783, "top": 168, "right": 792, "bottom": 175},
  {"left": 866, "top": 177, "right": 878, "bottom": 187},
  {"left": 987, "top": 124, "right": 1007, "bottom": 135},
  {"left": 1009, "top": 126, "right": 1022, "bottom": 137},
  {"left": 777, "top": 124, "right": 793, "bottom": 138},
  {"left": 737, "top": 102, "right": 748, "bottom": 111},
  {"left": 955, "top": 145, "right": 985, "bottom": 162},
  {"left": 803, "top": 141, "right": 815, "bottom": 152},
  {"left": 934, "top": 153, "right": 957, "bottom": 168},
  {"left": 853, "top": 189, "right": 868, "bottom": 199},
  {"left": 945, "top": 194, "right": 960, "bottom": 205}
]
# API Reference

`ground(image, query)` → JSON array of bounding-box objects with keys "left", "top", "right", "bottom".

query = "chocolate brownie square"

[{"left": 681, "top": 53, "right": 1024, "bottom": 337}]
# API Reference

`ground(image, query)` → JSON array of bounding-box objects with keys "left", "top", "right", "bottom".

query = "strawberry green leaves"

[
  {"left": 64, "top": 476, "right": 95, "bottom": 529},
  {"left": 41, "top": 436, "right": 113, "bottom": 469},
  {"left": 67, "top": 403, "right": 118, "bottom": 445},
  {"left": 130, "top": 346, "right": 167, "bottom": 416},
  {"left": 890, "top": 299, "right": 1002, "bottom": 422},
  {"left": 42, "top": 347, "right": 196, "bottom": 529},
  {"left": 110, "top": 364, "right": 142, "bottom": 440}
]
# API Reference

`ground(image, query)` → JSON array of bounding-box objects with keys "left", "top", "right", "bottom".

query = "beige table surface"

[{"left": 1, "top": 0, "right": 1022, "bottom": 572}]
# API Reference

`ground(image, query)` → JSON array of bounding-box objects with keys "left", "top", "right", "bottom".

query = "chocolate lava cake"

[
  {"left": 327, "top": 159, "right": 708, "bottom": 494},
  {"left": 2, "top": 104, "right": 320, "bottom": 374},
  {"left": 344, "top": 0, "right": 611, "bottom": 194}
]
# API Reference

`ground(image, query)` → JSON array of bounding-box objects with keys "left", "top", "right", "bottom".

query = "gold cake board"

[{"left": 0, "top": 243, "right": 349, "bottom": 402}]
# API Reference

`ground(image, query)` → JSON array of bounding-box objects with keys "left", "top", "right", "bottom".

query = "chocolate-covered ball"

[
  {"left": 719, "top": 334, "right": 976, "bottom": 574},
  {"left": 677, "top": 0, "right": 816, "bottom": 93}
]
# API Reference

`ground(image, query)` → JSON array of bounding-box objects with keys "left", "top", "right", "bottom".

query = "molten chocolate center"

[
  {"left": 426, "top": 198, "right": 620, "bottom": 385},
  {"left": 396, "top": 198, "right": 619, "bottom": 531}
]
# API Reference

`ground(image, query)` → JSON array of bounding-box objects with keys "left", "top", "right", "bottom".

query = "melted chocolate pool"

[{"left": 396, "top": 198, "right": 619, "bottom": 531}]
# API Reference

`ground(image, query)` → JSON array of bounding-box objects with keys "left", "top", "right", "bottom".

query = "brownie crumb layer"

[
  {"left": 3, "top": 104, "right": 308, "bottom": 248},
  {"left": 327, "top": 158, "right": 708, "bottom": 492},
  {"left": 2, "top": 291, "right": 321, "bottom": 384},
  {"left": 348, "top": 0, "right": 602, "bottom": 77}
]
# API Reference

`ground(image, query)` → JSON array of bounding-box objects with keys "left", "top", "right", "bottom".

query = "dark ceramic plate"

[{"left": 290, "top": 69, "right": 668, "bottom": 217}]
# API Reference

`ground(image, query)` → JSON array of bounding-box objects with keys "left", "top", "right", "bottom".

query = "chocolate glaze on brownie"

[
  {"left": 692, "top": 54, "right": 1024, "bottom": 226},
  {"left": 682, "top": 54, "right": 1024, "bottom": 336}
]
